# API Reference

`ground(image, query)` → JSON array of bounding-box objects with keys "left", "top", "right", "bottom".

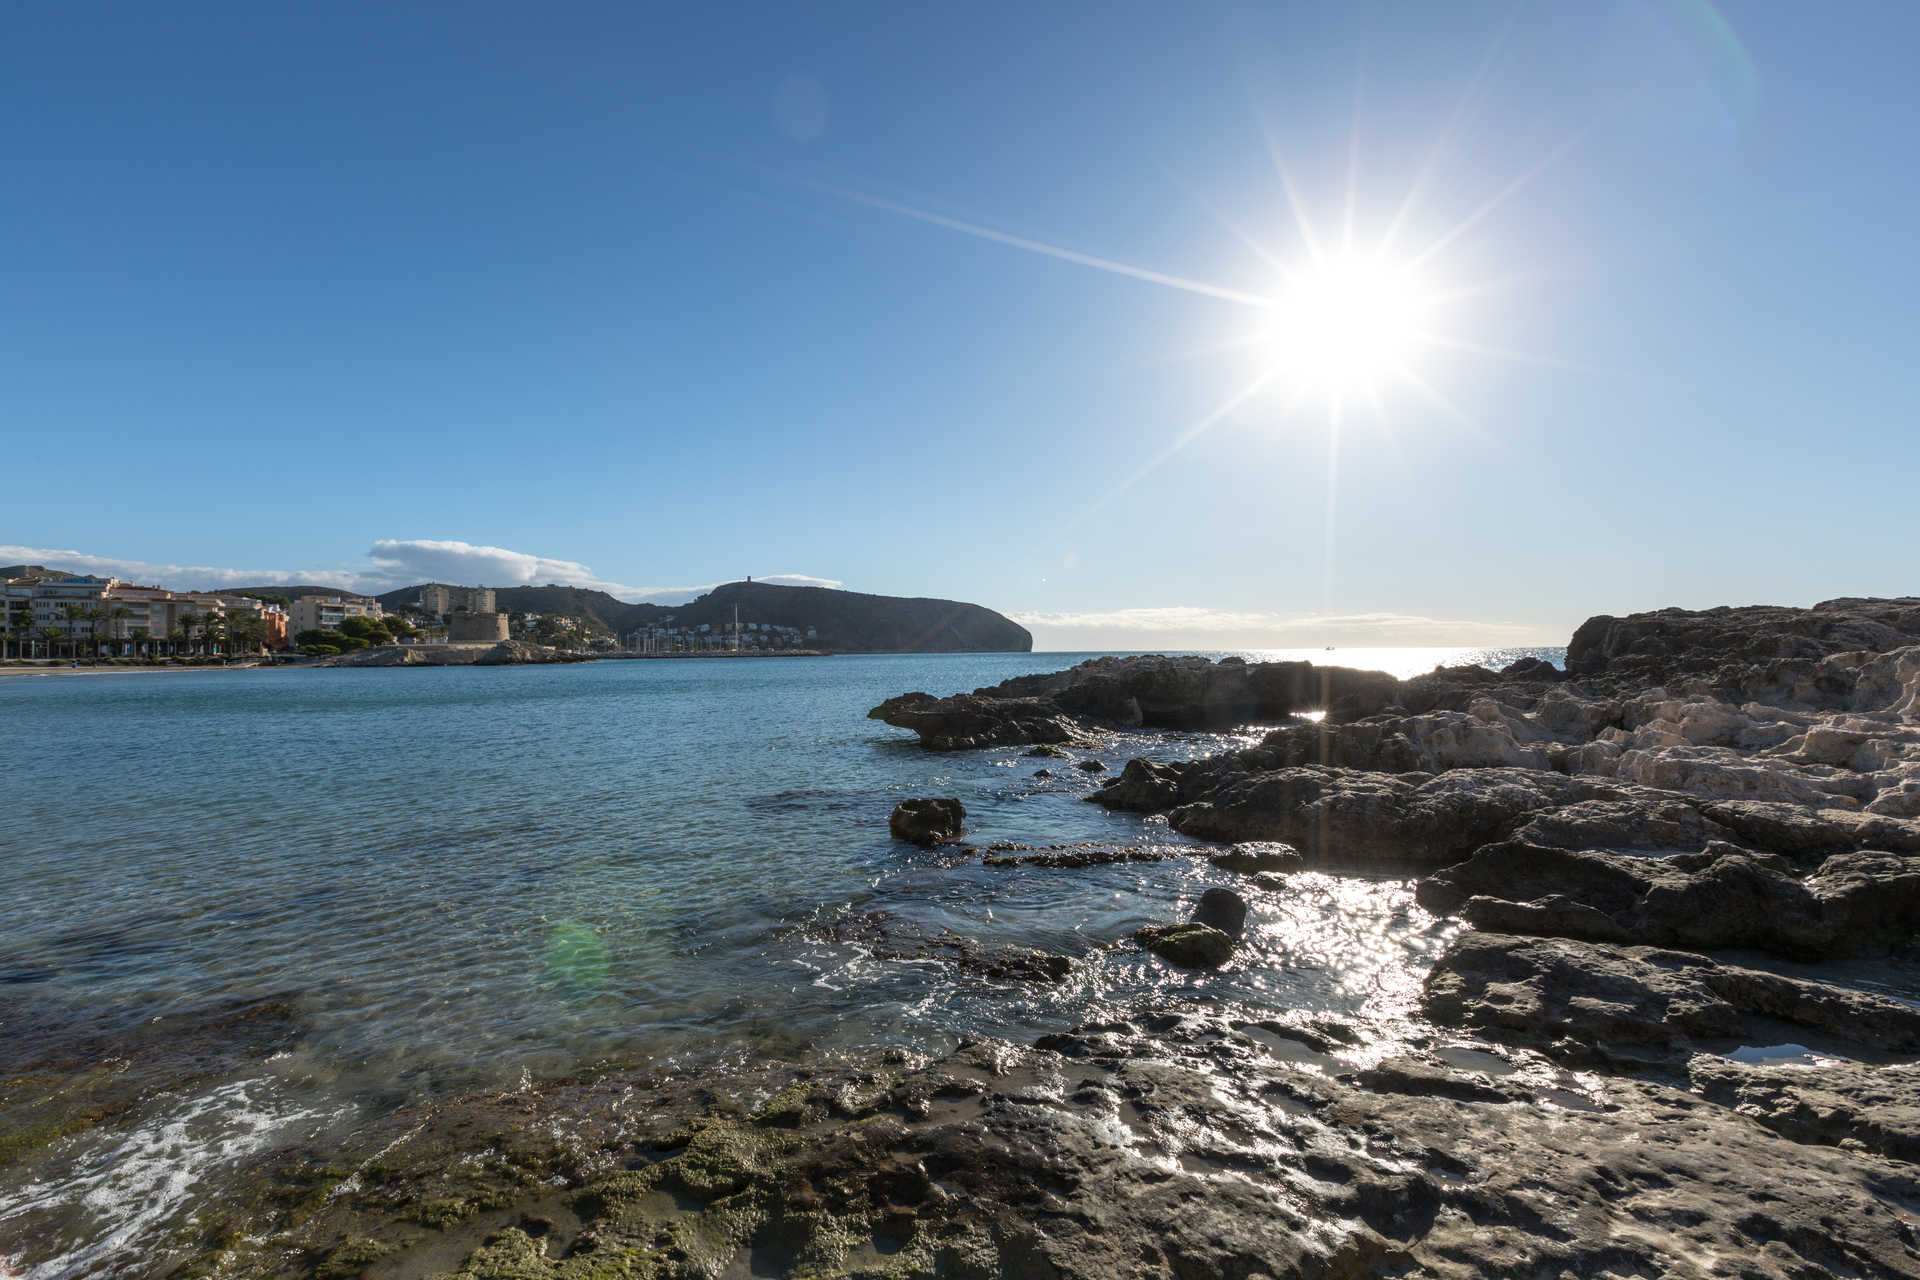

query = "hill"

[
  {"left": 662, "top": 581, "right": 1031, "bottom": 653},
  {"left": 225, "top": 585, "right": 373, "bottom": 603},
  {"left": 375, "top": 580, "right": 1032, "bottom": 652}
]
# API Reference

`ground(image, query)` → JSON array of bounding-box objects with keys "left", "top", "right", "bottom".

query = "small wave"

[{"left": 0, "top": 1077, "right": 347, "bottom": 1279}]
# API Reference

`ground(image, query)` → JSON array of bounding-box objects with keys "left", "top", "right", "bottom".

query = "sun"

[{"left": 1264, "top": 251, "right": 1433, "bottom": 402}]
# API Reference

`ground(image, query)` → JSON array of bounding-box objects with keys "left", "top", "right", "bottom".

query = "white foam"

[
  {"left": 0, "top": 1077, "right": 345, "bottom": 1279},
  {"left": 1724, "top": 1043, "right": 1848, "bottom": 1066}
]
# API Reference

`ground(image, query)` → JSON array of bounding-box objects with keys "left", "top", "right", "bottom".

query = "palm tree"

[
  {"left": 107, "top": 606, "right": 133, "bottom": 659},
  {"left": 131, "top": 626, "right": 151, "bottom": 660},
  {"left": 58, "top": 604, "right": 85, "bottom": 660},
  {"left": 178, "top": 610, "right": 200, "bottom": 657},
  {"left": 9, "top": 602, "right": 34, "bottom": 659},
  {"left": 38, "top": 626, "right": 62, "bottom": 661},
  {"left": 232, "top": 614, "right": 265, "bottom": 657},
  {"left": 168, "top": 624, "right": 186, "bottom": 659}
]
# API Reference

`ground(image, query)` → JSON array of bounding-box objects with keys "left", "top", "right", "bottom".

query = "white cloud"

[
  {"left": 363, "top": 539, "right": 636, "bottom": 595},
  {"left": 1010, "top": 606, "right": 1550, "bottom": 647},
  {"left": 0, "top": 544, "right": 361, "bottom": 592},
  {"left": 1, "top": 541, "right": 843, "bottom": 605}
]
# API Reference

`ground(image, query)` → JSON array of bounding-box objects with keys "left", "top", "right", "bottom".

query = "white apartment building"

[
  {"left": 0, "top": 573, "right": 290, "bottom": 655},
  {"left": 289, "top": 594, "right": 384, "bottom": 633}
]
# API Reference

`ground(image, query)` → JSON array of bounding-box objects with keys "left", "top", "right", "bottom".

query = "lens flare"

[{"left": 545, "top": 920, "right": 610, "bottom": 998}]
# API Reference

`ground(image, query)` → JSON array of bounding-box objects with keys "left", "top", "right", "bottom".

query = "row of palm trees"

[{"left": 1, "top": 602, "right": 271, "bottom": 661}]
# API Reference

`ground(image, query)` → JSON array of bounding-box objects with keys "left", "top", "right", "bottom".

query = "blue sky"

[{"left": 5, "top": 2, "right": 1915, "bottom": 648}]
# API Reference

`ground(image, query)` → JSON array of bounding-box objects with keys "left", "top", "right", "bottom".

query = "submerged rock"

[
  {"left": 1135, "top": 922, "right": 1234, "bottom": 968},
  {"left": 888, "top": 797, "right": 965, "bottom": 846}
]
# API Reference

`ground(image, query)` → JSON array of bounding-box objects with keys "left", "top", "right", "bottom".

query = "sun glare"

[{"left": 1265, "top": 252, "right": 1432, "bottom": 401}]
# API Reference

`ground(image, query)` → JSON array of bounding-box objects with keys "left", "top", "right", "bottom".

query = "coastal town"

[{"left": 0, "top": 565, "right": 821, "bottom": 662}]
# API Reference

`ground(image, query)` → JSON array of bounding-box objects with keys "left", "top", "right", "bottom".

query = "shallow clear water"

[{"left": 0, "top": 645, "right": 1559, "bottom": 1276}]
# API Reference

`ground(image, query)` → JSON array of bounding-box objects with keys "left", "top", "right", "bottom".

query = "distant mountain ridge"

[
  {"left": 375, "top": 580, "right": 1032, "bottom": 653},
  {"left": 223, "top": 585, "right": 373, "bottom": 602}
]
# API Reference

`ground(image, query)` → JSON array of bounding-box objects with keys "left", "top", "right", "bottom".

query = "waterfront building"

[
  {"left": 0, "top": 572, "right": 290, "bottom": 656},
  {"left": 289, "top": 594, "right": 384, "bottom": 634}
]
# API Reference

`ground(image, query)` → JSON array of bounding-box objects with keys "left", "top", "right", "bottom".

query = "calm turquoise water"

[{"left": 0, "top": 646, "right": 1558, "bottom": 1276}]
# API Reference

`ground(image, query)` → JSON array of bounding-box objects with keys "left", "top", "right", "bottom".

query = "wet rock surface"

[
  {"left": 1689, "top": 1054, "right": 1920, "bottom": 1163},
  {"left": 1424, "top": 931, "right": 1920, "bottom": 1062},
  {"left": 199, "top": 1012, "right": 1920, "bottom": 1279},
  {"left": 1418, "top": 839, "right": 1920, "bottom": 959},
  {"left": 0, "top": 993, "right": 303, "bottom": 1172},
  {"left": 1134, "top": 921, "right": 1235, "bottom": 968}
]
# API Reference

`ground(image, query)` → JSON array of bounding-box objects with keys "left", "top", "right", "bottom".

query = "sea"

[{"left": 0, "top": 645, "right": 1562, "bottom": 1277}]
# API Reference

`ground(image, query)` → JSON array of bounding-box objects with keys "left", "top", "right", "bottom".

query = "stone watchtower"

[{"left": 447, "top": 612, "right": 510, "bottom": 644}]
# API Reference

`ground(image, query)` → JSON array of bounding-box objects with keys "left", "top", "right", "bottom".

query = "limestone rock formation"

[
  {"left": 870, "top": 654, "right": 1418, "bottom": 749},
  {"left": 1417, "top": 839, "right": 1920, "bottom": 959},
  {"left": 1567, "top": 596, "right": 1920, "bottom": 687},
  {"left": 1424, "top": 932, "right": 1920, "bottom": 1061}
]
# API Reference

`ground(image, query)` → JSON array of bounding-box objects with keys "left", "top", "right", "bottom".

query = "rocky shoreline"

[
  {"left": 14, "top": 598, "right": 1920, "bottom": 1278},
  {"left": 315, "top": 640, "right": 593, "bottom": 667}
]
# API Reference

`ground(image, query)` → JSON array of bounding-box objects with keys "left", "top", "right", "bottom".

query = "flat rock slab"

[
  {"left": 1424, "top": 932, "right": 1920, "bottom": 1063},
  {"left": 1690, "top": 1054, "right": 1920, "bottom": 1164},
  {"left": 1417, "top": 839, "right": 1920, "bottom": 960}
]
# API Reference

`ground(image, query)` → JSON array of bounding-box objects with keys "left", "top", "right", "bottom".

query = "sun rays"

[
  {"left": 802, "top": 34, "right": 1600, "bottom": 606},
  {"left": 812, "top": 97, "right": 1582, "bottom": 466}
]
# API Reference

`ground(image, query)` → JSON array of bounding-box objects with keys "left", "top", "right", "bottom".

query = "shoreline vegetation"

[{"left": 8, "top": 596, "right": 1920, "bottom": 1278}]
